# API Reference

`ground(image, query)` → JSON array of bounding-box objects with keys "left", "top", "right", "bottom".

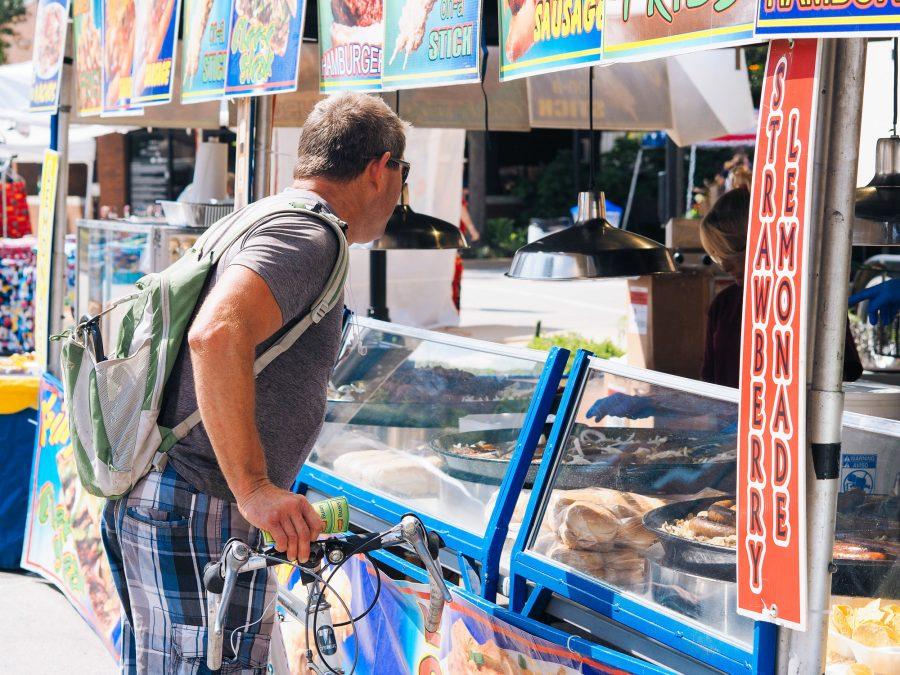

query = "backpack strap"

[{"left": 164, "top": 199, "right": 350, "bottom": 450}]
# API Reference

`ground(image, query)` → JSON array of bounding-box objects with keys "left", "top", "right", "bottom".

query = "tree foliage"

[{"left": 0, "top": 0, "right": 26, "bottom": 66}]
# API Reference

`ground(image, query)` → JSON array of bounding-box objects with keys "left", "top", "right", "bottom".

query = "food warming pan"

[{"left": 642, "top": 496, "right": 897, "bottom": 595}]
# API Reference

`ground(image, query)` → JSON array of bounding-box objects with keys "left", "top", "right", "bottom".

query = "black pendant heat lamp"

[
  {"left": 507, "top": 67, "right": 676, "bottom": 280},
  {"left": 854, "top": 135, "right": 900, "bottom": 246},
  {"left": 507, "top": 191, "right": 677, "bottom": 279},
  {"left": 855, "top": 38, "right": 900, "bottom": 247},
  {"left": 367, "top": 184, "right": 468, "bottom": 322},
  {"left": 371, "top": 184, "right": 469, "bottom": 250}
]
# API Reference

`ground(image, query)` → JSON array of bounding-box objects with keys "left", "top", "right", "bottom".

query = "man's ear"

[{"left": 368, "top": 152, "right": 390, "bottom": 189}]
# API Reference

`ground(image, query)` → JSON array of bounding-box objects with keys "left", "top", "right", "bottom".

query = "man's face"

[{"left": 359, "top": 152, "right": 406, "bottom": 242}]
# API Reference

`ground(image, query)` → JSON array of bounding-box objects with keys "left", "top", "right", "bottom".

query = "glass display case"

[
  {"left": 509, "top": 352, "right": 900, "bottom": 674},
  {"left": 75, "top": 218, "right": 205, "bottom": 346},
  {"left": 299, "top": 317, "right": 567, "bottom": 591}
]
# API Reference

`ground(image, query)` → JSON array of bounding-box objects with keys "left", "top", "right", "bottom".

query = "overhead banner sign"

[
  {"left": 225, "top": 0, "right": 306, "bottom": 98},
  {"left": 101, "top": 0, "right": 141, "bottom": 115},
  {"left": 318, "top": 0, "right": 384, "bottom": 92},
  {"left": 73, "top": 0, "right": 104, "bottom": 116},
  {"left": 33, "top": 150, "right": 59, "bottom": 370},
  {"left": 129, "top": 0, "right": 182, "bottom": 106},
  {"left": 382, "top": 0, "right": 482, "bottom": 90},
  {"left": 21, "top": 374, "right": 121, "bottom": 659},
  {"left": 756, "top": 0, "right": 900, "bottom": 37},
  {"left": 30, "top": 0, "right": 72, "bottom": 113},
  {"left": 498, "top": 0, "right": 603, "bottom": 82},
  {"left": 736, "top": 38, "right": 820, "bottom": 631},
  {"left": 181, "top": 0, "right": 232, "bottom": 103},
  {"left": 603, "top": 0, "right": 756, "bottom": 62}
]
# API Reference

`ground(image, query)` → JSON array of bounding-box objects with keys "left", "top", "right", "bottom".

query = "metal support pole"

[
  {"left": 466, "top": 131, "right": 487, "bottom": 238},
  {"left": 665, "top": 138, "right": 685, "bottom": 219},
  {"left": 252, "top": 95, "right": 273, "bottom": 200},
  {"left": 233, "top": 98, "right": 253, "bottom": 208},
  {"left": 780, "top": 37, "right": 867, "bottom": 675},
  {"left": 48, "top": 46, "right": 73, "bottom": 377},
  {"left": 367, "top": 249, "right": 389, "bottom": 322}
]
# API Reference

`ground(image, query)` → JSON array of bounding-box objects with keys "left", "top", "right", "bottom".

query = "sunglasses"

[{"left": 384, "top": 156, "right": 410, "bottom": 184}]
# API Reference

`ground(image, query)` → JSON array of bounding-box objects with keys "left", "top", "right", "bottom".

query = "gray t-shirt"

[{"left": 161, "top": 190, "right": 344, "bottom": 502}]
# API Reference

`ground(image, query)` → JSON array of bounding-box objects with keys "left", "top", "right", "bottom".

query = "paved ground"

[
  {"left": 0, "top": 570, "right": 116, "bottom": 673},
  {"left": 453, "top": 259, "right": 630, "bottom": 347}
]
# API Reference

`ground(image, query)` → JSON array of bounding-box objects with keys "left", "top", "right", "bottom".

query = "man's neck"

[{"left": 291, "top": 178, "right": 362, "bottom": 241}]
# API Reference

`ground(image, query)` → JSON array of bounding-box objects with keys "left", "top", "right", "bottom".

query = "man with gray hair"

[{"left": 100, "top": 92, "right": 408, "bottom": 672}]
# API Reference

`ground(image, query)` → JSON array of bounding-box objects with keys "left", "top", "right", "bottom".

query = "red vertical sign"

[{"left": 737, "top": 38, "right": 820, "bottom": 631}]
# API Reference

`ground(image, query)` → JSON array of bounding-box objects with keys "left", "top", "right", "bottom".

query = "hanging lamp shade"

[
  {"left": 854, "top": 136, "right": 900, "bottom": 246},
  {"left": 371, "top": 185, "right": 468, "bottom": 250},
  {"left": 508, "top": 192, "right": 677, "bottom": 280}
]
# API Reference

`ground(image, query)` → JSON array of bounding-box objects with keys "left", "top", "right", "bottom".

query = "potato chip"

[
  {"left": 847, "top": 664, "right": 874, "bottom": 675},
  {"left": 831, "top": 605, "right": 854, "bottom": 637},
  {"left": 854, "top": 599, "right": 886, "bottom": 627},
  {"left": 852, "top": 621, "right": 895, "bottom": 648}
]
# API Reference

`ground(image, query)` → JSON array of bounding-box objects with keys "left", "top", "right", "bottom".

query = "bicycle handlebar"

[{"left": 203, "top": 514, "right": 450, "bottom": 671}]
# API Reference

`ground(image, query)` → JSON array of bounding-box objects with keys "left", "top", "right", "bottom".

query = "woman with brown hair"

[
  {"left": 699, "top": 186, "right": 862, "bottom": 388},
  {"left": 587, "top": 186, "right": 862, "bottom": 424}
]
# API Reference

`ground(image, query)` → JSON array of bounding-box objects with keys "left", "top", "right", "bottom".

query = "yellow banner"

[{"left": 34, "top": 149, "right": 60, "bottom": 370}]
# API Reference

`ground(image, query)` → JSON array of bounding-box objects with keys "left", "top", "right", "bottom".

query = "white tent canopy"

[
  {"left": 527, "top": 49, "right": 757, "bottom": 146},
  {"left": 0, "top": 61, "right": 131, "bottom": 163}
]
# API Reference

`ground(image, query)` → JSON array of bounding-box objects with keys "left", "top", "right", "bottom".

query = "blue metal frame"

[
  {"left": 507, "top": 349, "right": 778, "bottom": 675},
  {"left": 295, "top": 318, "right": 568, "bottom": 599},
  {"left": 367, "top": 547, "right": 670, "bottom": 675}
]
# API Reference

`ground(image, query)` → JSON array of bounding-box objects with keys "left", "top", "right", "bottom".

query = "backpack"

[{"left": 54, "top": 195, "right": 349, "bottom": 499}]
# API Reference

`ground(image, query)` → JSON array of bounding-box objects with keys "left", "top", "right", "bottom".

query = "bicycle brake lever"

[
  {"left": 400, "top": 516, "right": 452, "bottom": 603},
  {"left": 207, "top": 541, "right": 250, "bottom": 670}
]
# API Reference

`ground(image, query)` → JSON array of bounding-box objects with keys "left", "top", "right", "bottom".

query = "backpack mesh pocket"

[{"left": 93, "top": 339, "right": 152, "bottom": 471}]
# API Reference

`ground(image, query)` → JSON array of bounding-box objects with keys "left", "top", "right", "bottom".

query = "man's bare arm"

[{"left": 187, "top": 265, "right": 322, "bottom": 561}]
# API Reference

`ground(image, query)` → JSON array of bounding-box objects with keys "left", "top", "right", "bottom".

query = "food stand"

[{"left": 14, "top": 1, "right": 900, "bottom": 673}]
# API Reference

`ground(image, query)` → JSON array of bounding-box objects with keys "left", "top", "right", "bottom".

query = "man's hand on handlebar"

[{"left": 236, "top": 481, "right": 323, "bottom": 563}]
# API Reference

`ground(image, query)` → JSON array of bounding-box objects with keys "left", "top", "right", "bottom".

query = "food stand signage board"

[
  {"left": 498, "top": 0, "right": 603, "bottom": 82},
  {"left": 224, "top": 0, "right": 305, "bottom": 98},
  {"left": 756, "top": 0, "right": 900, "bottom": 37},
  {"left": 382, "top": 0, "right": 483, "bottom": 90},
  {"left": 129, "top": 0, "right": 182, "bottom": 106},
  {"left": 33, "top": 150, "right": 59, "bottom": 370},
  {"left": 602, "top": 0, "right": 756, "bottom": 62},
  {"left": 30, "top": 0, "right": 72, "bottom": 113},
  {"left": 181, "top": 0, "right": 233, "bottom": 103},
  {"left": 73, "top": 0, "right": 103, "bottom": 116},
  {"left": 318, "top": 0, "right": 384, "bottom": 92},
  {"left": 283, "top": 556, "right": 627, "bottom": 674},
  {"left": 736, "top": 38, "right": 819, "bottom": 630},
  {"left": 101, "top": 0, "right": 142, "bottom": 115},
  {"left": 20, "top": 374, "right": 121, "bottom": 659}
]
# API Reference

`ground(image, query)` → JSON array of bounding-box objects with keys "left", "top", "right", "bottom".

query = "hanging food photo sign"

[
  {"left": 736, "top": 38, "right": 821, "bottom": 630},
  {"left": 382, "top": 0, "right": 483, "bottom": 90},
  {"left": 181, "top": 0, "right": 233, "bottom": 103},
  {"left": 73, "top": 0, "right": 103, "bottom": 116},
  {"left": 499, "top": 1, "right": 603, "bottom": 82},
  {"left": 129, "top": 0, "right": 181, "bottom": 106},
  {"left": 756, "top": 0, "right": 900, "bottom": 37},
  {"left": 318, "top": 0, "right": 384, "bottom": 92},
  {"left": 602, "top": 0, "right": 756, "bottom": 63},
  {"left": 30, "top": 0, "right": 72, "bottom": 113},
  {"left": 224, "top": 0, "right": 306, "bottom": 98},
  {"left": 101, "top": 0, "right": 142, "bottom": 115}
]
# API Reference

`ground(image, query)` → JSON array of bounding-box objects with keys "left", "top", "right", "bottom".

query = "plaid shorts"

[{"left": 101, "top": 464, "right": 276, "bottom": 674}]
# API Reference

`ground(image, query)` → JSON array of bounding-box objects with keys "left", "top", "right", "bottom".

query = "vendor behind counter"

[{"left": 699, "top": 187, "right": 863, "bottom": 388}]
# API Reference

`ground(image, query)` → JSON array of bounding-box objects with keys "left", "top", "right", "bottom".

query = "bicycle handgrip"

[
  {"left": 424, "top": 577, "right": 446, "bottom": 634},
  {"left": 260, "top": 497, "right": 351, "bottom": 546}
]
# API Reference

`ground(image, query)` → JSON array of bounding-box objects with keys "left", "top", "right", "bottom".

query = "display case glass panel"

[
  {"left": 523, "top": 357, "right": 900, "bottom": 656},
  {"left": 308, "top": 319, "right": 549, "bottom": 538},
  {"left": 76, "top": 219, "right": 203, "bottom": 347}
]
